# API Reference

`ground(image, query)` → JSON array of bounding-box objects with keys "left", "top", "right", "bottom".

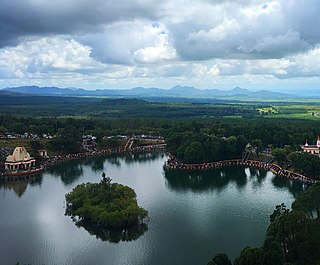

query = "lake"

[{"left": 0, "top": 152, "right": 305, "bottom": 265}]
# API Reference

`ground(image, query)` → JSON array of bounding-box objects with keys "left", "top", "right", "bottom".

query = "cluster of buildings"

[
  {"left": 0, "top": 133, "right": 53, "bottom": 140},
  {"left": 301, "top": 136, "right": 320, "bottom": 155}
]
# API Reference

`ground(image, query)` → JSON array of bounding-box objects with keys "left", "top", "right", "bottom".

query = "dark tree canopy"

[{"left": 208, "top": 253, "right": 232, "bottom": 265}]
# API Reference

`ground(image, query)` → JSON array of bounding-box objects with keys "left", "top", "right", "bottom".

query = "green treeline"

[
  {"left": 166, "top": 131, "right": 248, "bottom": 163},
  {"left": 208, "top": 184, "right": 320, "bottom": 265},
  {"left": 2, "top": 111, "right": 320, "bottom": 176},
  {"left": 1, "top": 111, "right": 320, "bottom": 146},
  {"left": 65, "top": 174, "right": 148, "bottom": 228},
  {"left": 288, "top": 152, "right": 320, "bottom": 179}
]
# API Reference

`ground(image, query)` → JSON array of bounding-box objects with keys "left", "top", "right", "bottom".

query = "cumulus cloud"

[
  {"left": 134, "top": 33, "right": 177, "bottom": 63},
  {"left": 0, "top": 37, "right": 102, "bottom": 78},
  {"left": 170, "top": 1, "right": 315, "bottom": 60},
  {"left": 2, "top": 0, "right": 320, "bottom": 89},
  {"left": 79, "top": 20, "right": 176, "bottom": 64},
  {"left": 0, "top": 0, "right": 161, "bottom": 47}
]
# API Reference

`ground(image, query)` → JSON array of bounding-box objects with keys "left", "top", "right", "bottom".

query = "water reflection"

[
  {"left": 164, "top": 166, "right": 304, "bottom": 197},
  {"left": 164, "top": 166, "right": 248, "bottom": 193},
  {"left": 76, "top": 221, "right": 148, "bottom": 243},
  {"left": 3, "top": 152, "right": 164, "bottom": 189},
  {"left": 0, "top": 174, "right": 42, "bottom": 197},
  {"left": 247, "top": 167, "right": 268, "bottom": 188},
  {"left": 271, "top": 175, "right": 307, "bottom": 199},
  {"left": 47, "top": 160, "right": 84, "bottom": 185},
  {"left": 83, "top": 156, "right": 105, "bottom": 172},
  {"left": 118, "top": 152, "right": 164, "bottom": 164}
]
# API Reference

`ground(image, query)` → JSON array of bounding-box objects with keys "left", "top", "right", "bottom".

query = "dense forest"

[{"left": 2, "top": 102, "right": 320, "bottom": 178}]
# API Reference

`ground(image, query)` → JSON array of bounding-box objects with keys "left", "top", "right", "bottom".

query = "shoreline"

[
  {"left": 41, "top": 144, "right": 167, "bottom": 168},
  {"left": 0, "top": 144, "right": 166, "bottom": 179},
  {"left": 1, "top": 144, "right": 317, "bottom": 185},
  {"left": 164, "top": 158, "right": 318, "bottom": 185}
]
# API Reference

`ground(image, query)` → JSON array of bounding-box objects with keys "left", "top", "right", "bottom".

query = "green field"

[{"left": 257, "top": 104, "right": 320, "bottom": 120}]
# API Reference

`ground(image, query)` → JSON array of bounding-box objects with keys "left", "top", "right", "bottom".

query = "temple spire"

[{"left": 305, "top": 139, "right": 309, "bottom": 146}]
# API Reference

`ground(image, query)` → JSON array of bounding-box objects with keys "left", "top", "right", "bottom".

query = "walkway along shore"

[
  {"left": 0, "top": 144, "right": 166, "bottom": 178},
  {"left": 164, "top": 158, "right": 318, "bottom": 185},
  {"left": 1, "top": 143, "right": 317, "bottom": 185},
  {"left": 40, "top": 144, "right": 167, "bottom": 168}
]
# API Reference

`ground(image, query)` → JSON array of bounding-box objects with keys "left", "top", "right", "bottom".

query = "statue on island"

[{"left": 65, "top": 172, "right": 148, "bottom": 242}]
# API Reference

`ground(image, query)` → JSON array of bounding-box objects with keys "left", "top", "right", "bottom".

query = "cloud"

[
  {"left": 0, "top": 37, "right": 101, "bottom": 78},
  {"left": 134, "top": 33, "right": 177, "bottom": 63},
  {"left": 169, "top": 1, "right": 315, "bottom": 60},
  {"left": 79, "top": 20, "right": 176, "bottom": 64},
  {"left": 2, "top": 0, "right": 320, "bottom": 89},
  {"left": 0, "top": 0, "right": 161, "bottom": 47}
]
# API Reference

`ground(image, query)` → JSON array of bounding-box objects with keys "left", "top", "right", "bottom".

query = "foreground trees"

[
  {"left": 208, "top": 184, "right": 320, "bottom": 265},
  {"left": 208, "top": 253, "right": 232, "bottom": 265},
  {"left": 288, "top": 152, "right": 320, "bottom": 180}
]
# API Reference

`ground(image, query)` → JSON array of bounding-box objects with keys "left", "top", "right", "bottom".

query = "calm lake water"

[{"left": 0, "top": 152, "right": 305, "bottom": 265}]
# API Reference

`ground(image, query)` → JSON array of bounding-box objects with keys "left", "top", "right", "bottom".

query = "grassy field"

[{"left": 257, "top": 104, "right": 320, "bottom": 120}]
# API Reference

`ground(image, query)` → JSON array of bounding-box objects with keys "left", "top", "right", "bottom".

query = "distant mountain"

[{"left": 1, "top": 85, "right": 297, "bottom": 99}]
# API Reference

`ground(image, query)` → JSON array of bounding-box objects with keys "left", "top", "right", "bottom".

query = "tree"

[
  {"left": 207, "top": 253, "right": 232, "bottom": 265},
  {"left": 270, "top": 203, "right": 289, "bottom": 223},
  {"left": 50, "top": 125, "right": 82, "bottom": 153},
  {"left": 292, "top": 183, "right": 320, "bottom": 219},
  {"left": 262, "top": 236, "right": 283, "bottom": 265},
  {"left": 252, "top": 139, "right": 263, "bottom": 155},
  {"left": 266, "top": 210, "right": 320, "bottom": 265},
  {"left": 234, "top": 247, "right": 263, "bottom": 265},
  {"left": 203, "top": 135, "right": 220, "bottom": 162},
  {"left": 30, "top": 140, "right": 42, "bottom": 152},
  {"left": 101, "top": 172, "right": 112, "bottom": 188},
  {"left": 288, "top": 152, "right": 320, "bottom": 179},
  {"left": 226, "top": 136, "right": 237, "bottom": 158},
  {"left": 273, "top": 148, "right": 287, "bottom": 166},
  {"left": 183, "top": 141, "right": 204, "bottom": 163},
  {"left": 236, "top": 135, "right": 248, "bottom": 156}
]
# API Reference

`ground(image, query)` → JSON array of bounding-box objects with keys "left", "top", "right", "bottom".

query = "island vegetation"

[{"left": 65, "top": 173, "right": 148, "bottom": 229}]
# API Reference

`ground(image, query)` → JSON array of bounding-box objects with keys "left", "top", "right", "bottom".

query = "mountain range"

[{"left": 1, "top": 85, "right": 297, "bottom": 99}]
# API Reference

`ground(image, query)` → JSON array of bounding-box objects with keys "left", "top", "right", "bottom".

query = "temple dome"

[{"left": 6, "top": 146, "right": 32, "bottom": 162}]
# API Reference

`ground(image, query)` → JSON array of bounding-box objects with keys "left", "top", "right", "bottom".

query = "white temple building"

[
  {"left": 5, "top": 146, "right": 36, "bottom": 172},
  {"left": 301, "top": 136, "right": 320, "bottom": 155}
]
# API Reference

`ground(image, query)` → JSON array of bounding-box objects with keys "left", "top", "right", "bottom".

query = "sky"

[{"left": 1, "top": 0, "right": 320, "bottom": 93}]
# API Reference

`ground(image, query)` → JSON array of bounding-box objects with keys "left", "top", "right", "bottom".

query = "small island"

[{"left": 65, "top": 173, "right": 148, "bottom": 229}]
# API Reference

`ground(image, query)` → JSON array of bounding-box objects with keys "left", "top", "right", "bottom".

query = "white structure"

[
  {"left": 301, "top": 136, "right": 320, "bottom": 155},
  {"left": 5, "top": 147, "right": 36, "bottom": 171}
]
